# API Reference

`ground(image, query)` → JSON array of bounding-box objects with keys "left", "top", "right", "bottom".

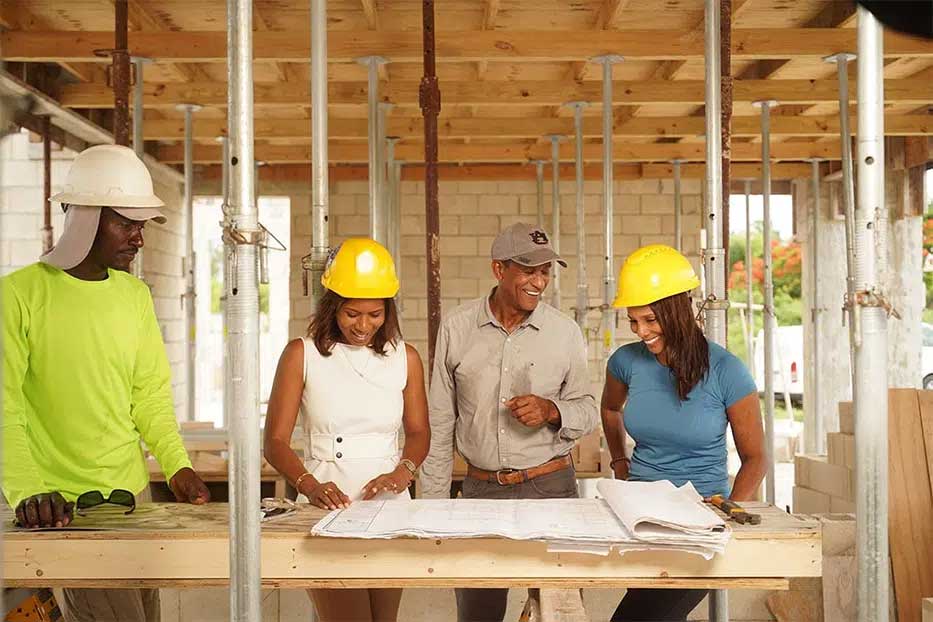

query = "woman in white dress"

[{"left": 264, "top": 238, "right": 430, "bottom": 622}]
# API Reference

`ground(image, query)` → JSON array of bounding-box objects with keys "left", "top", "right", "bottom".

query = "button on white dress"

[{"left": 298, "top": 337, "right": 410, "bottom": 502}]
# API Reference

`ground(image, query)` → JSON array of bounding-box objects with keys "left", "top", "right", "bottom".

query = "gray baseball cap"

[{"left": 491, "top": 222, "right": 567, "bottom": 268}]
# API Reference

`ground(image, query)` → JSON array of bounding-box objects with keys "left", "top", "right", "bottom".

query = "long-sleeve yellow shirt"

[{"left": 2, "top": 262, "right": 191, "bottom": 506}]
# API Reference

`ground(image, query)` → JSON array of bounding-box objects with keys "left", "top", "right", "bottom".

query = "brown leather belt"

[{"left": 466, "top": 454, "right": 573, "bottom": 486}]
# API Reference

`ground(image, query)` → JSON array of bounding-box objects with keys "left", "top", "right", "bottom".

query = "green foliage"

[{"left": 924, "top": 209, "right": 932, "bottom": 323}]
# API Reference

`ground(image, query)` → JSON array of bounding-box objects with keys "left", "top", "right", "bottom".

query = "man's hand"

[
  {"left": 506, "top": 394, "right": 560, "bottom": 428},
  {"left": 14, "top": 492, "right": 74, "bottom": 529},
  {"left": 169, "top": 467, "right": 211, "bottom": 505}
]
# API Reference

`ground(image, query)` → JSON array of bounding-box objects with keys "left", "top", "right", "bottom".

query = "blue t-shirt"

[{"left": 607, "top": 339, "right": 757, "bottom": 498}]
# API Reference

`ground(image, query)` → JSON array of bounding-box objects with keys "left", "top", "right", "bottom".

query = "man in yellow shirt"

[{"left": 2, "top": 144, "right": 209, "bottom": 622}]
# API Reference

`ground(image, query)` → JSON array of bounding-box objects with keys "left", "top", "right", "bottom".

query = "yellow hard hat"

[
  {"left": 321, "top": 238, "right": 400, "bottom": 299},
  {"left": 612, "top": 244, "right": 700, "bottom": 308}
]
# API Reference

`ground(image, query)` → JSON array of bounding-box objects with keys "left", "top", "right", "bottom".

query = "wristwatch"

[{"left": 399, "top": 458, "right": 418, "bottom": 476}]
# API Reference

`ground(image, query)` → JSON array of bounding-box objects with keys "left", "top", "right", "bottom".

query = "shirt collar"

[{"left": 478, "top": 288, "right": 544, "bottom": 331}]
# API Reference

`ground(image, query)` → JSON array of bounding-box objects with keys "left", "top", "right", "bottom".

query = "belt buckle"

[{"left": 495, "top": 469, "right": 516, "bottom": 486}]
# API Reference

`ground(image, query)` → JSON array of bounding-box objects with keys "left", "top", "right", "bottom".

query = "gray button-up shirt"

[{"left": 419, "top": 292, "right": 599, "bottom": 498}]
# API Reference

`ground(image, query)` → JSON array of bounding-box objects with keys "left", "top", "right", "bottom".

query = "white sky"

[{"left": 728, "top": 194, "right": 794, "bottom": 240}]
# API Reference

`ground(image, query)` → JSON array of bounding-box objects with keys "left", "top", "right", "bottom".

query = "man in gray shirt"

[{"left": 420, "top": 222, "right": 599, "bottom": 622}]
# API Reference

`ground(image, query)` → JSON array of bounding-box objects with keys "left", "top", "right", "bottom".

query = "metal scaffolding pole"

[
  {"left": 534, "top": 161, "right": 545, "bottom": 230},
  {"left": 546, "top": 135, "right": 563, "bottom": 311},
  {"left": 178, "top": 103, "right": 200, "bottom": 422},
  {"left": 704, "top": 1, "right": 727, "bottom": 618},
  {"left": 855, "top": 8, "right": 889, "bottom": 621},
  {"left": 392, "top": 158, "right": 404, "bottom": 315},
  {"left": 754, "top": 99, "right": 778, "bottom": 506},
  {"left": 218, "top": 135, "right": 231, "bottom": 428},
  {"left": 744, "top": 179, "right": 754, "bottom": 379},
  {"left": 41, "top": 115, "right": 53, "bottom": 253},
  {"left": 672, "top": 159, "right": 684, "bottom": 253},
  {"left": 806, "top": 159, "right": 825, "bottom": 455},
  {"left": 225, "top": 0, "right": 261, "bottom": 619},
  {"left": 358, "top": 55, "right": 388, "bottom": 244},
  {"left": 305, "top": 0, "right": 330, "bottom": 316},
  {"left": 593, "top": 55, "right": 622, "bottom": 373},
  {"left": 824, "top": 51, "right": 857, "bottom": 388},
  {"left": 378, "top": 101, "right": 393, "bottom": 242},
  {"left": 702, "top": 0, "right": 726, "bottom": 348},
  {"left": 130, "top": 56, "right": 150, "bottom": 279},
  {"left": 566, "top": 101, "right": 589, "bottom": 332},
  {"left": 386, "top": 137, "right": 401, "bottom": 262}
]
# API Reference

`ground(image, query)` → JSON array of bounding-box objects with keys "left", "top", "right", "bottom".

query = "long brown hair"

[
  {"left": 307, "top": 289, "right": 402, "bottom": 357},
  {"left": 649, "top": 292, "right": 709, "bottom": 401}
]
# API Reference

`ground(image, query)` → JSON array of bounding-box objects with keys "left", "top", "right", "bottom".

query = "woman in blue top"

[{"left": 601, "top": 244, "right": 766, "bottom": 622}]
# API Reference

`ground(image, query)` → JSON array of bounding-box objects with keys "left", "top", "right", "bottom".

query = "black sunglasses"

[{"left": 76, "top": 489, "right": 136, "bottom": 516}]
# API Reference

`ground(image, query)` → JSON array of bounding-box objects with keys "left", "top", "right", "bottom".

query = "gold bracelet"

[
  {"left": 610, "top": 457, "right": 629, "bottom": 468},
  {"left": 399, "top": 459, "right": 417, "bottom": 476},
  {"left": 294, "top": 472, "right": 314, "bottom": 492}
]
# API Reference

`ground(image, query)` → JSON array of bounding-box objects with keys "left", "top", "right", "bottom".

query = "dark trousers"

[
  {"left": 610, "top": 588, "right": 708, "bottom": 622},
  {"left": 454, "top": 465, "right": 579, "bottom": 622}
]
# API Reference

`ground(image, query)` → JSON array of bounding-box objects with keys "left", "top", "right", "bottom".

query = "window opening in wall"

[
  {"left": 193, "top": 196, "right": 291, "bottom": 427},
  {"left": 726, "top": 193, "right": 798, "bottom": 510}
]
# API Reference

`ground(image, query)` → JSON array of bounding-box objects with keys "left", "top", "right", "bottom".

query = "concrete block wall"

[
  {"left": 796, "top": 162, "right": 926, "bottom": 444},
  {"left": 284, "top": 177, "right": 704, "bottom": 383},
  {"left": 0, "top": 130, "right": 190, "bottom": 419}
]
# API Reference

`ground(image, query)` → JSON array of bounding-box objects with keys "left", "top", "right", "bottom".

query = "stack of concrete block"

[{"left": 792, "top": 402, "right": 856, "bottom": 514}]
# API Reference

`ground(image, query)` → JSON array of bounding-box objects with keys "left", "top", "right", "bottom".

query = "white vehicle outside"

[{"left": 753, "top": 324, "right": 804, "bottom": 403}]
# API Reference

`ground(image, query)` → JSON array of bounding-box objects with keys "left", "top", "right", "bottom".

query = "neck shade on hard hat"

[
  {"left": 41, "top": 145, "right": 168, "bottom": 270},
  {"left": 612, "top": 244, "right": 700, "bottom": 308},
  {"left": 321, "top": 238, "right": 400, "bottom": 299}
]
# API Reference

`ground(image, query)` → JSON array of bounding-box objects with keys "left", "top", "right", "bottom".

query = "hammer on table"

[{"left": 707, "top": 495, "right": 762, "bottom": 525}]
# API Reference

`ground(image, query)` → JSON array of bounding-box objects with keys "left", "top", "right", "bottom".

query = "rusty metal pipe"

[
  {"left": 112, "top": 0, "right": 131, "bottom": 146},
  {"left": 420, "top": 0, "right": 442, "bottom": 372}
]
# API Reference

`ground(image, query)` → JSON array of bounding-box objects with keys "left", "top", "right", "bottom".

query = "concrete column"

[{"left": 885, "top": 168, "right": 924, "bottom": 388}]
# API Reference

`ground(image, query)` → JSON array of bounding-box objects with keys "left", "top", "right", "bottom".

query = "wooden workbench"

[{"left": 3, "top": 502, "right": 819, "bottom": 591}]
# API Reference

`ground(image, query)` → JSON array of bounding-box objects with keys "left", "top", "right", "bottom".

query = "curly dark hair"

[
  {"left": 307, "top": 289, "right": 401, "bottom": 357},
  {"left": 649, "top": 292, "right": 709, "bottom": 401}
]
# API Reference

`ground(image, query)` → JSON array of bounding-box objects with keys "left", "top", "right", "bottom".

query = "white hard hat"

[
  {"left": 51, "top": 144, "right": 166, "bottom": 210},
  {"left": 42, "top": 145, "right": 167, "bottom": 270}
]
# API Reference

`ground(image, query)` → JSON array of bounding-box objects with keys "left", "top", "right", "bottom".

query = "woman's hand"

[
  {"left": 305, "top": 481, "right": 351, "bottom": 510},
  {"left": 361, "top": 466, "right": 412, "bottom": 500},
  {"left": 611, "top": 457, "right": 630, "bottom": 480}
]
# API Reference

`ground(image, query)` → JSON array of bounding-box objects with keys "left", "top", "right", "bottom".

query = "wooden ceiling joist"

[
  {"left": 140, "top": 114, "right": 932, "bottom": 141},
  {"left": 156, "top": 140, "right": 841, "bottom": 164},
  {"left": 198, "top": 161, "right": 811, "bottom": 183},
  {"left": 58, "top": 79, "right": 933, "bottom": 108},
  {"left": 5, "top": 29, "right": 931, "bottom": 64}
]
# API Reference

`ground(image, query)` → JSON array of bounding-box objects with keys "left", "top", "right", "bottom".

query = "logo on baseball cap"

[{"left": 491, "top": 222, "right": 567, "bottom": 268}]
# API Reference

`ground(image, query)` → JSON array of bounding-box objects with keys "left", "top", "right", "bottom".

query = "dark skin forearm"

[
  {"left": 264, "top": 436, "right": 316, "bottom": 490},
  {"left": 727, "top": 392, "right": 767, "bottom": 502},
  {"left": 730, "top": 456, "right": 768, "bottom": 501}
]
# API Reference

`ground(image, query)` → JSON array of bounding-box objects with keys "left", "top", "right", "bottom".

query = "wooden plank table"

[{"left": 3, "top": 502, "right": 820, "bottom": 591}]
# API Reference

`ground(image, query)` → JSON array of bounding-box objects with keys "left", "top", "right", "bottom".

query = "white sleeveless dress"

[{"left": 298, "top": 337, "right": 410, "bottom": 502}]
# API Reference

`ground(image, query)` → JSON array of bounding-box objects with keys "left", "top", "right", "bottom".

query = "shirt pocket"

[{"left": 513, "top": 359, "right": 567, "bottom": 401}]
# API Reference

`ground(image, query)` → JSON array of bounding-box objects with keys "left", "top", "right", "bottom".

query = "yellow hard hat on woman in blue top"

[
  {"left": 612, "top": 244, "right": 700, "bottom": 308},
  {"left": 321, "top": 238, "right": 400, "bottom": 299}
]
